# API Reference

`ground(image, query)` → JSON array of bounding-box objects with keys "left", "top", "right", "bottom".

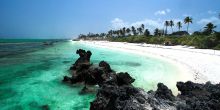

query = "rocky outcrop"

[
  {"left": 62, "top": 49, "right": 115, "bottom": 88},
  {"left": 90, "top": 82, "right": 179, "bottom": 110},
  {"left": 176, "top": 81, "right": 220, "bottom": 110},
  {"left": 91, "top": 80, "right": 220, "bottom": 110},
  {"left": 62, "top": 49, "right": 220, "bottom": 110}
]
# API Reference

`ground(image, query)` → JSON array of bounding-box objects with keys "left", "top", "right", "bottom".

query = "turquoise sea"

[{"left": 0, "top": 39, "right": 186, "bottom": 110}]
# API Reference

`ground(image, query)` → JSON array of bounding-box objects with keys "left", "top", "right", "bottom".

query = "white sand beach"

[{"left": 80, "top": 40, "right": 220, "bottom": 84}]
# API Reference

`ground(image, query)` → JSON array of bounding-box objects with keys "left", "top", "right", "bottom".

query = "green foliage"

[
  {"left": 109, "top": 33, "right": 220, "bottom": 50},
  {"left": 214, "top": 44, "right": 220, "bottom": 50}
]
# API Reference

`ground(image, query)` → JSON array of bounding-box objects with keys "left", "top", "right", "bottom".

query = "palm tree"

[
  {"left": 108, "top": 30, "right": 113, "bottom": 37},
  {"left": 141, "top": 24, "right": 145, "bottom": 31},
  {"left": 122, "top": 27, "right": 126, "bottom": 36},
  {"left": 154, "top": 28, "right": 159, "bottom": 36},
  {"left": 126, "top": 28, "right": 131, "bottom": 36},
  {"left": 144, "top": 29, "right": 150, "bottom": 36},
  {"left": 203, "top": 22, "right": 217, "bottom": 35},
  {"left": 184, "top": 16, "right": 193, "bottom": 33},
  {"left": 137, "top": 27, "right": 143, "bottom": 35},
  {"left": 170, "top": 20, "right": 174, "bottom": 33},
  {"left": 116, "top": 30, "right": 120, "bottom": 37},
  {"left": 164, "top": 21, "right": 170, "bottom": 35},
  {"left": 177, "top": 21, "right": 182, "bottom": 31},
  {"left": 131, "top": 26, "right": 137, "bottom": 35}
]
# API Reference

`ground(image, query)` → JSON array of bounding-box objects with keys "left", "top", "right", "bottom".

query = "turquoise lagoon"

[{"left": 0, "top": 40, "right": 188, "bottom": 110}]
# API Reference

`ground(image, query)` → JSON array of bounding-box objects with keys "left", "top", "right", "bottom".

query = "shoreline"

[{"left": 78, "top": 40, "right": 220, "bottom": 84}]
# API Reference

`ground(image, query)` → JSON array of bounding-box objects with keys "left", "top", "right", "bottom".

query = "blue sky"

[{"left": 0, "top": 0, "right": 220, "bottom": 39}]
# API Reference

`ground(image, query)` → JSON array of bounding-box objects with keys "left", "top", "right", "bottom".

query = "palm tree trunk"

[
  {"left": 171, "top": 26, "right": 173, "bottom": 33},
  {"left": 187, "top": 23, "right": 189, "bottom": 33},
  {"left": 165, "top": 26, "right": 167, "bottom": 35}
]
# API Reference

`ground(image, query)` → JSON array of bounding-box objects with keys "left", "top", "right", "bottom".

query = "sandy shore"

[{"left": 79, "top": 40, "right": 220, "bottom": 84}]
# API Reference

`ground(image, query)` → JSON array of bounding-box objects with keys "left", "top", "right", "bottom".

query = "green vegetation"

[
  {"left": 108, "top": 32, "right": 220, "bottom": 50},
  {"left": 77, "top": 16, "right": 220, "bottom": 50}
]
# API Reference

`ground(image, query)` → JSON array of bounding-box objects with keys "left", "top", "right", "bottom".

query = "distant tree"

[
  {"left": 141, "top": 24, "right": 145, "bottom": 31},
  {"left": 126, "top": 28, "right": 131, "bottom": 36},
  {"left": 154, "top": 28, "right": 160, "bottom": 36},
  {"left": 108, "top": 30, "right": 113, "bottom": 37},
  {"left": 177, "top": 21, "right": 182, "bottom": 31},
  {"left": 131, "top": 26, "right": 137, "bottom": 35},
  {"left": 137, "top": 27, "right": 143, "bottom": 35},
  {"left": 170, "top": 20, "right": 174, "bottom": 33},
  {"left": 203, "top": 22, "right": 217, "bottom": 35},
  {"left": 184, "top": 16, "right": 193, "bottom": 33},
  {"left": 119, "top": 29, "right": 124, "bottom": 37},
  {"left": 164, "top": 21, "right": 170, "bottom": 35},
  {"left": 116, "top": 30, "right": 120, "bottom": 37},
  {"left": 159, "top": 29, "right": 164, "bottom": 36},
  {"left": 144, "top": 29, "right": 150, "bottom": 36},
  {"left": 122, "top": 27, "right": 126, "bottom": 36}
]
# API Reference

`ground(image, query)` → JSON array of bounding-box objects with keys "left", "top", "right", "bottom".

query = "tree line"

[{"left": 78, "top": 16, "right": 218, "bottom": 40}]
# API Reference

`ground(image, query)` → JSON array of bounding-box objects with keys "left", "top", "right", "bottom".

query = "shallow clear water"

[{"left": 0, "top": 40, "right": 184, "bottom": 110}]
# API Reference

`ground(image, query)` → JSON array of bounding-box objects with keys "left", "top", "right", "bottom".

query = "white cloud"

[
  {"left": 207, "top": 10, "right": 217, "bottom": 14},
  {"left": 197, "top": 16, "right": 220, "bottom": 25},
  {"left": 111, "top": 18, "right": 128, "bottom": 29},
  {"left": 155, "top": 10, "right": 166, "bottom": 15},
  {"left": 166, "top": 9, "right": 171, "bottom": 13},
  {"left": 154, "top": 9, "right": 171, "bottom": 15}
]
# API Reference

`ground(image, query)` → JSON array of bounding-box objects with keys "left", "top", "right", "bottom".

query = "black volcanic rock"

[
  {"left": 99, "top": 61, "right": 112, "bottom": 73},
  {"left": 63, "top": 49, "right": 117, "bottom": 87},
  {"left": 176, "top": 81, "right": 220, "bottom": 110},
  {"left": 62, "top": 49, "right": 220, "bottom": 110},
  {"left": 155, "top": 83, "right": 175, "bottom": 101},
  {"left": 69, "top": 49, "right": 92, "bottom": 71},
  {"left": 116, "top": 72, "right": 135, "bottom": 86}
]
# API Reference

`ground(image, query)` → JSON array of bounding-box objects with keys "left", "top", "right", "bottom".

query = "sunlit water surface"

[{"left": 0, "top": 40, "right": 186, "bottom": 110}]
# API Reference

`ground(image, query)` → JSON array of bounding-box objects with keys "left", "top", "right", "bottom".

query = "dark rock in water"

[
  {"left": 70, "top": 49, "right": 92, "bottom": 71},
  {"left": 62, "top": 76, "right": 72, "bottom": 83},
  {"left": 90, "top": 82, "right": 178, "bottom": 110},
  {"left": 99, "top": 61, "right": 112, "bottom": 73},
  {"left": 116, "top": 72, "right": 135, "bottom": 86},
  {"left": 79, "top": 86, "right": 96, "bottom": 95},
  {"left": 176, "top": 81, "right": 220, "bottom": 110},
  {"left": 41, "top": 105, "right": 50, "bottom": 110},
  {"left": 64, "top": 49, "right": 116, "bottom": 87},
  {"left": 90, "top": 74, "right": 220, "bottom": 109},
  {"left": 155, "top": 83, "right": 175, "bottom": 101},
  {"left": 62, "top": 49, "right": 220, "bottom": 110},
  {"left": 90, "top": 84, "right": 145, "bottom": 110}
]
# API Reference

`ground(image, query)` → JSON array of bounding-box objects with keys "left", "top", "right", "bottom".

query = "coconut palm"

[
  {"left": 170, "top": 20, "right": 174, "bottom": 33},
  {"left": 154, "top": 28, "right": 159, "bottom": 36},
  {"left": 144, "top": 29, "right": 150, "bottom": 36},
  {"left": 164, "top": 21, "right": 170, "bottom": 35},
  {"left": 177, "top": 21, "right": 182, "bottom": 31},
  {"left": 203, "top": 22, "right": 217, "bottom": 35},
  {"left": 131, "top": 26, "right": 137, "bottom": 35},
  {"left": 108, "top": 30, "right": 113, "bottom": 37},
  {"left": 137, "top": 27, "right": 143, "bottom": 35},
  {"left": 141, "top": 24, "right": 145, "bottom": 31},
  {"left": 122, "top": 27, "right": 126, "bottom": 36},
  {"left": 126, "top": 28, "right": 131, "bottom": 36},
  {"left": 184, "top": 16, "right": 193, "bottom": 33}
]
